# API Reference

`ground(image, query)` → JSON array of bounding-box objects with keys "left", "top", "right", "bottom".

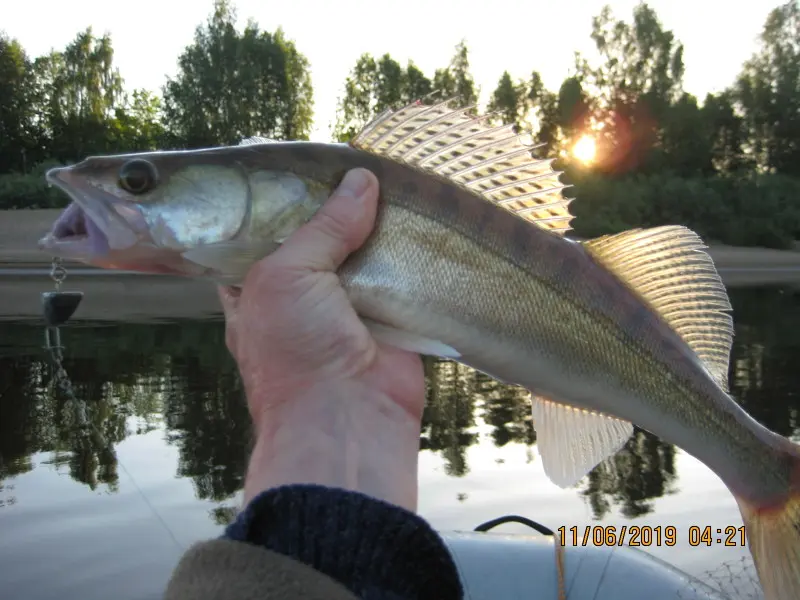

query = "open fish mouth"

[
  {"left": 45, "top": 201, "right": 110, "bottom": 255},
  {"left": 39, "top": 167, "right": 141, "bottom": 258}
]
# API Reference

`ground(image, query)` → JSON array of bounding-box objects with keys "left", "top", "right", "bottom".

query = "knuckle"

[{"left": 313, "top": 205, "right": 353, "bottom": 244}]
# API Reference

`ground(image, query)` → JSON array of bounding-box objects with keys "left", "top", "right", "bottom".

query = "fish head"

[{"left": 38, "top": 150, "right": 254, "bottom": 276}]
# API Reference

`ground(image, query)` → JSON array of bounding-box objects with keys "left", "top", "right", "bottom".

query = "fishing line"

[{"left": 41, "top": 257, "right": 184, "bottom": 552}]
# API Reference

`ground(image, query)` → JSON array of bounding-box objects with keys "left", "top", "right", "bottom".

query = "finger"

[
  {"left": 271, "top": 168, "right": 378, "bottom": 273},
  {"left": 217, "top": 285, "right": 241, "bottom": 321}
]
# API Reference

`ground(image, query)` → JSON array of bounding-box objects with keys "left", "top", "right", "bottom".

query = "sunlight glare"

[{"left": 573, "top": 135, "right": 597, "bottom": 164}]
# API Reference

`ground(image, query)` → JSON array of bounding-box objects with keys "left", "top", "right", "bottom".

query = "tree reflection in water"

[{"left": 0, "top": 286, "right": 798, "bottom": 522}]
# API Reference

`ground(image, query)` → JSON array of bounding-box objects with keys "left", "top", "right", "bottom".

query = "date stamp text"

[{"left": 556, "top": 525, "right": 747, "bottom": 547}]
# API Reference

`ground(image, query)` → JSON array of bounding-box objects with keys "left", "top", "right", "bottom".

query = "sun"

[{"left": 572, "top": 135, "right": 597, "bottom": 164}]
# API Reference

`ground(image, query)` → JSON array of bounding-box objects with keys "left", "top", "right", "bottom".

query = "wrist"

[{"left": 243, "top": 380, "right": 422, "bottom": 511}]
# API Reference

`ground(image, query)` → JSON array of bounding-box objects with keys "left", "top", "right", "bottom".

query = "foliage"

[
  {"left": 568, "top": 170, "right": 800, "bottom": 249},
  {"left": 0, "top": 0, "right": 313, "bottom": 169},
  {"left": 332, "top": 53, "right": 434, "bottom": 142},
  {"left": 332, "top": 40, "right": 479, "bottom": 142},
  {"left": 162, "top": 0, "right": 313, "bottom": 147},
  {"left": 431, "top": 40, "right": 478, "bottom": 108},
  {"left": 0, "top": 160, "right": 68, "bottom": 209},
  {"left": 3, "top": 1, "right": 800, "bottom": 249},
  {"left": 736, "top": 1, "right": 800, "bottom": 175},
  {"left": 0, "top": 33, "right": 45, "bottom": 173}
]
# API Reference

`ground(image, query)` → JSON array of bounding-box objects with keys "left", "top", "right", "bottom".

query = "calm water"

[{"left": 1, "top": 285, "right": 798, "bottom": 600}]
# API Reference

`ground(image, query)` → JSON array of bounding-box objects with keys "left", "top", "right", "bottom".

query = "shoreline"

[
  {"left": 6, "top": 208, "right": 800, "bottom": 267},
  {"left": 2, "top": 209, "right": 800, "bottom": 323}
]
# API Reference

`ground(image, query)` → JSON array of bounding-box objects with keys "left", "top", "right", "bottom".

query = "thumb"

[{"left": 271, "top": 168, "right": 378, "bottom": 273}]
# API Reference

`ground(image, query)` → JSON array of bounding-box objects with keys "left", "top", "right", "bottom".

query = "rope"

[{"left": 474, "top": 514, "right": 567, "bottom": 599}]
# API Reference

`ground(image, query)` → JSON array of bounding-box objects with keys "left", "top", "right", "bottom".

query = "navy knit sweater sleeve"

[{"left": 223, "top": 484, "right": 464, "bottom": 600}]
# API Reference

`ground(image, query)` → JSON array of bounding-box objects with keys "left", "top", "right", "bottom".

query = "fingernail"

[{"left": 336, "top": 169, "right": 371, "bottom": 202}]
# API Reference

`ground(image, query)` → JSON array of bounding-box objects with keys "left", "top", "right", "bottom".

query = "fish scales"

[
  {"left": 231, "top": 142, "right": 787, "bottom": 499},
  {"left": 308, "top": 146, "right": 788, "bottom": 495}
]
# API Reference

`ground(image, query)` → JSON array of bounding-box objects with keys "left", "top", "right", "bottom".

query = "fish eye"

[{"left": 118, "top": 159, "right": 158, "bottom": 195}]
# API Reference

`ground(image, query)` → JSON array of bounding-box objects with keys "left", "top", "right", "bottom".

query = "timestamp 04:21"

[{"left": 556, "top": 525, "right": 747, "bottom": 547}]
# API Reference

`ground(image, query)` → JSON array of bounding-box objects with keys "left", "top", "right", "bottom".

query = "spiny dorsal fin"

[
  {"left": 582, "top": 226, "right": 734, "bottom": 391},
  {"left": 350, "top": 98, "right": 574, "bottom": 235},
  {"left": 239, "top": 136, "right": 276, "bottom": 146}
]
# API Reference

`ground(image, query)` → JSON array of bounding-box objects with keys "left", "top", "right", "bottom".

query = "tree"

[
  {"left": 0, "top": 33, "right": 44, "bottom": 173},
  {"left": 24, "top": 28, "right": 165, "bottom": 163},
  {"left": 333, "top": 41, "right": 479, "bottom": 142},
  {"left": 432, "top": 40, "right": 478, "bottom": 107},
  {"left": 576, "top": 3, "right": 685, "bottom": 174},
  {"left": 735, "top": 1, "right": 800, "bottom": 175},
  {"left": 486, "top": 70, "right": 562, "bottom": 157},
  {"left": 405, "top": 62, "right": 434, "bottom": 102},
  {"left": 333, "top": 53, "right": 433, "bottom": 142},
  {"left": 585, "top": 3, "right": 684, "bottom": 105},
  {"left": 557, "top": 75, "right": 591, "bottom": 147},
  {"left": 113, "top": 89, "right": 167, "bottom": 152},
  {"left": 333, "top": 54, "right": 379, "bottom": 142},
  {"left": 162, "top": 0, "right": 314, "bottom": 148},
  {"left": 31, "top": 27, "right": 126, "bottom": 162},
  {"left": 658, "top": 93, "right": 715, "bottom": 176},
  {"left": 487, "top": 71, "right": 527, "bottom": 130},
  {"left": 702, "top": 91, "right": 748, "bottom": 174},
  {"left": 274, "top": 28, "right": 314, "bottom": 141},
  {"left": 526, "top": 71, "right": 560, "bottom": 156}
]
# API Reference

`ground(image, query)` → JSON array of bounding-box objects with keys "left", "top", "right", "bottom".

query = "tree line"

[{"left": 2, "top": 0, "right": 800, "bottom": 248}]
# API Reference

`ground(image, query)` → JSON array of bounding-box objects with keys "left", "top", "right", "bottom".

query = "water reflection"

[
  {"left": 580, "top": 430, "right": 678, "bottom": 519},
  {"left": 1, "top": 286, "right": 799, "bottom": 522}
]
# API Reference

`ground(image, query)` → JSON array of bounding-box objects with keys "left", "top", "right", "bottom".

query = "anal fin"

[
  {"left": 362, "top": 318, "right": 461, "bottom": 358},
  {"left": 531, "top": 396, "right": 633, "bottom": 488}
]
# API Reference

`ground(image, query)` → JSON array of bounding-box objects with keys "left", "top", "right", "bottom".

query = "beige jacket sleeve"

[{"left": 164, "top": 539, "right": 359, "bottom": 600}]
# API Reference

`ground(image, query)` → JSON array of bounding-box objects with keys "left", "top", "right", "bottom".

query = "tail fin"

[{"left": 736, "top": 491, "right": 800, "bottom": 599}]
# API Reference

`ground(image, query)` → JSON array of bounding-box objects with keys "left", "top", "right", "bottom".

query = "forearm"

[
  {"left": 244, "top": 380, "right": 421, "bottom": 511},
  {"left": 223, "top": 383, "right": 463, "bottom": 599}
]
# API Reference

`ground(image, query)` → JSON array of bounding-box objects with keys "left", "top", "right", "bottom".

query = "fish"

[{"left": 38, "top": 99, "right": 800, "bottom": 599}]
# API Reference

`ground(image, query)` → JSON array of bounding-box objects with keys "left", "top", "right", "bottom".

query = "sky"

[{"left": 4, "top": 0, "right": 774, "bottom": 142}]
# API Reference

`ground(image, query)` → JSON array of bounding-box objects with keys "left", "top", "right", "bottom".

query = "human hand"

[{"left": 218, "top": 168, "right": 426, "bottom": 510}]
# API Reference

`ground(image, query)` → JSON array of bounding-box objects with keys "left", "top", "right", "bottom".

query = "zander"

[{"left": 39, "top": 99, "right": 800, "bottom": 599}]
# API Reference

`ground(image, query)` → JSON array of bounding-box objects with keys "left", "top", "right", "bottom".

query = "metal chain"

[
  {"left": 50, "top": 256, "right": 67, "bottom": 291},
  {"left": 44, "top": 257, "right": 96, "bottom": 438}
]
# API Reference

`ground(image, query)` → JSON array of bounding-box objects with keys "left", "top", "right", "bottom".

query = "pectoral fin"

[
  {"left": 182, "top": 239, "right": 280, "bottom": 283},
  {"left": 531, "top": 396, "right": 633, "bottom": 488},
  {"left": 362, "top": 318, "right": 461, "bottom": 358}
]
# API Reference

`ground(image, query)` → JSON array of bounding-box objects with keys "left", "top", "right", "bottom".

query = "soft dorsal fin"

[
  {"left": 581, "top": 226, "right": 734, "bottom": 390},
  {"left": 350, "top": 99, "right": 574, "bottom": 235},
  {"left": 239, "top": 136, "right": 277, "bottom": 146}
]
